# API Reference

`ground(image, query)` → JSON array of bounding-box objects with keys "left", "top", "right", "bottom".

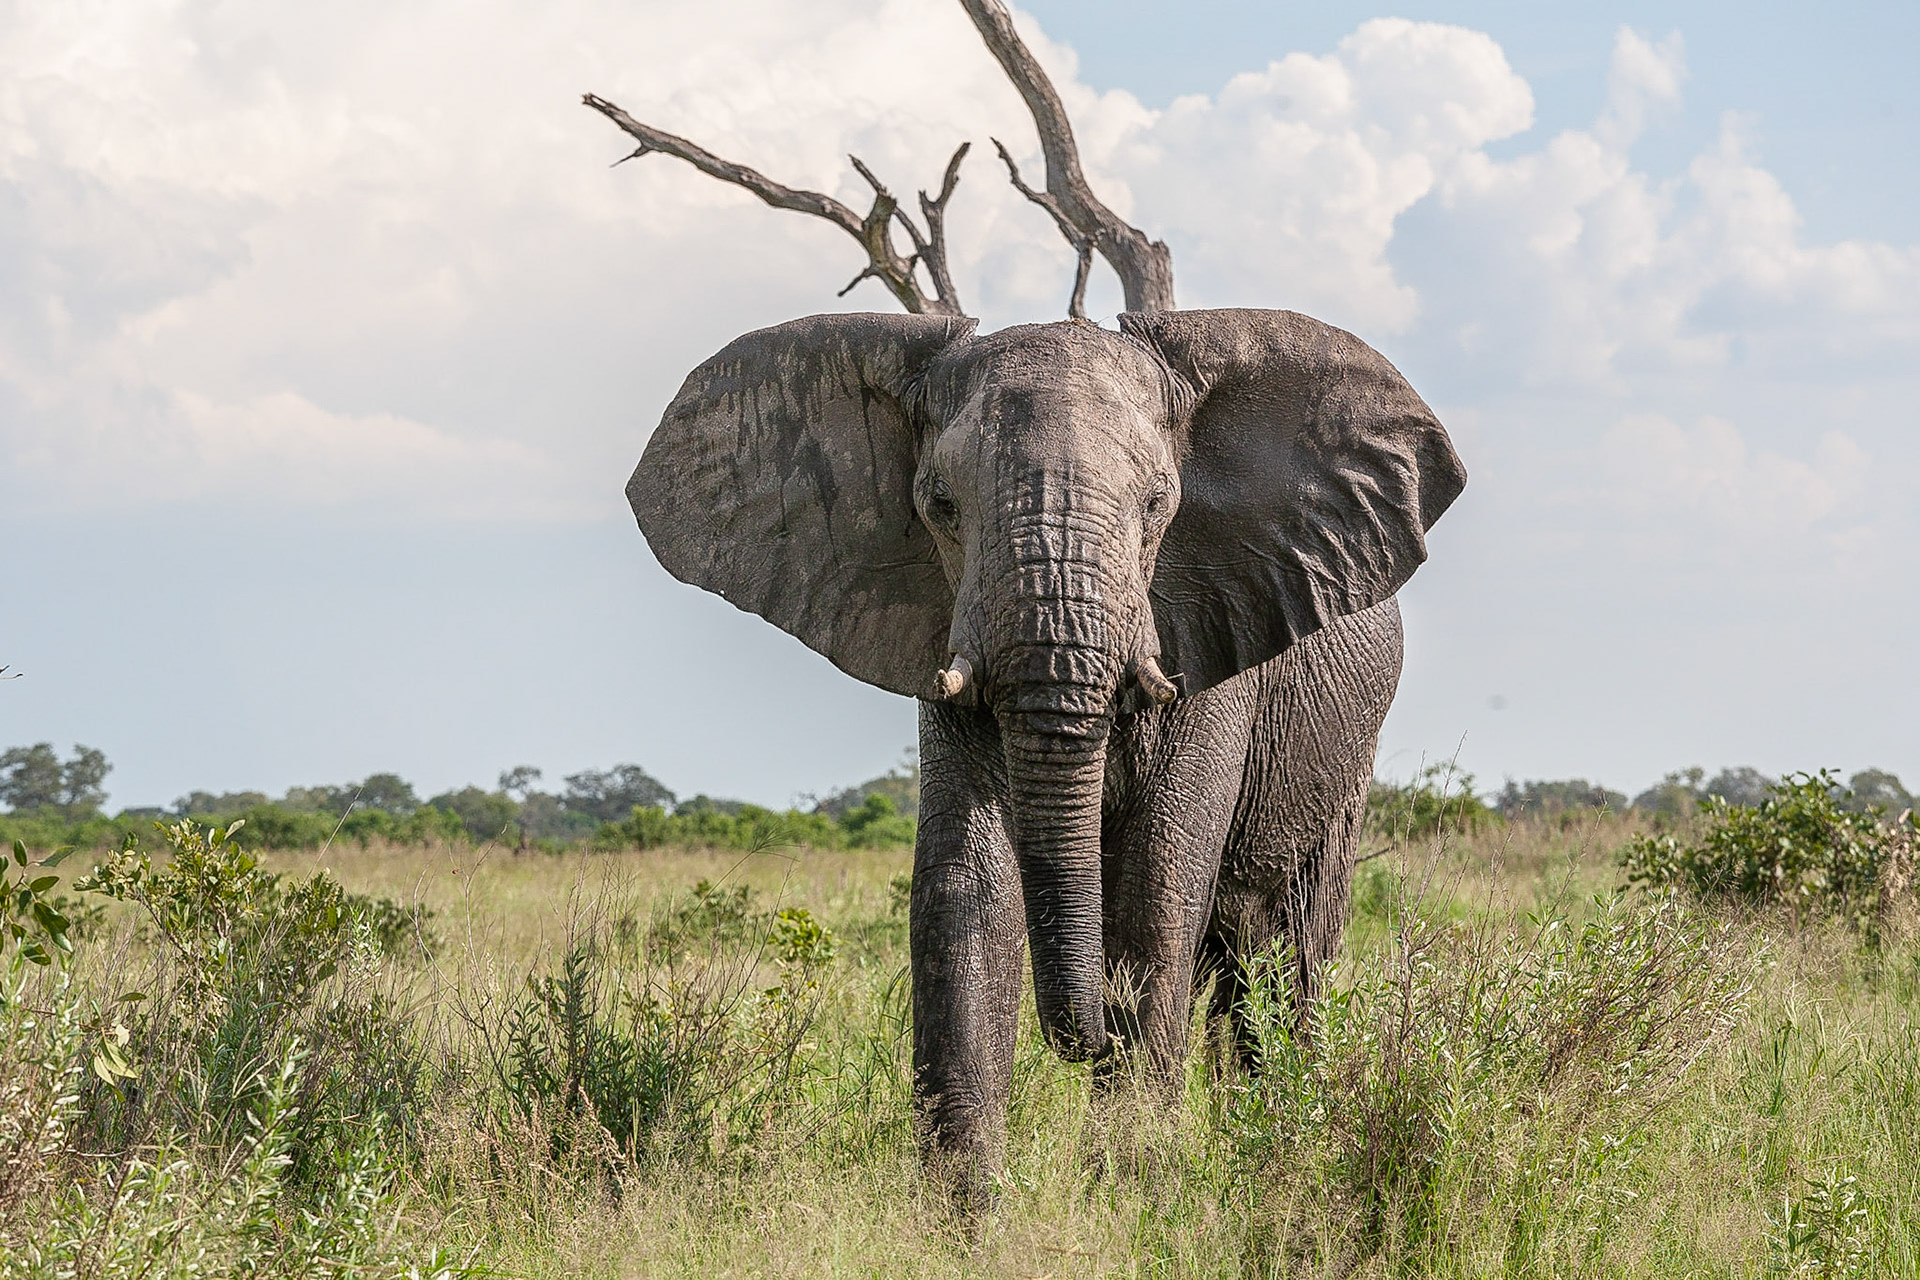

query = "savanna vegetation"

[
  {"left": 0, "top": 745, "right": 921, "bottom": 855},
  {"left": 3, "top": 763, "right": 1918, "bottom": 1277}
]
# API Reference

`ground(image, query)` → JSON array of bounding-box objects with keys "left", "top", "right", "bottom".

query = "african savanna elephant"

[
  {"left": 628, "top": 307, "right": 1464, "bottom": 1178},
  {"left": 591, "top": 0, "right": 1464, "bottom": 1192}
]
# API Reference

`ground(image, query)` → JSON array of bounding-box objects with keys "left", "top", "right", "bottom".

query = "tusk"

[
  {"left": 935, "top": 654, "right": 973, "bottom": 700},
  {"left": 1136, "top": 655, "right": 1179, "bottom": 706}
]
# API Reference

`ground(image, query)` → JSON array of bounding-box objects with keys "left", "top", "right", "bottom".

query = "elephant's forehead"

[{"left": 932, "top": 324, "right": 1164, "bottom": 424}]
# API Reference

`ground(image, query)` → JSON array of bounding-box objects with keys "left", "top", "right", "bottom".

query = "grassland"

[{"left": 4, "top": 812, "right": 1918, "bottom": 1278}]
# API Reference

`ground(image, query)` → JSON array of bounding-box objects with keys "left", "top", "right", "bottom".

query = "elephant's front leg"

[
  {"left": 1099, "top": 691, "right": 1253, "bottom": 1085},
  {"left": 910, "top": 700, "right": 1024, "bottom": 1202}
]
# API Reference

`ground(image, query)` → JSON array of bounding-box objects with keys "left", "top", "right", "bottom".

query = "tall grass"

[{"left": 3, "top": 809, "right": 1917, "bottom": 1277}]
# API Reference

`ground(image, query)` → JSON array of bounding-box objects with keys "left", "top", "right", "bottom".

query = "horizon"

[{"left": 4, "top": 0, "right": 1915, "bottom": 810}]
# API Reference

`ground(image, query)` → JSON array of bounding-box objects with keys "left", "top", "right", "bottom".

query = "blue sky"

[{"left": 3, "top": 1, "right": 1914, "bottom": 810}]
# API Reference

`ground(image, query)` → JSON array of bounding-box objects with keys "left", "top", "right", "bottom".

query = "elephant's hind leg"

[{"left": 1204, "top": 597, "right": 1404, "bottom": 1053}]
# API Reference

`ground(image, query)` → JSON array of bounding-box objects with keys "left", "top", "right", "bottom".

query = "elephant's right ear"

[
  {"left": 631, "top": 312, "right": 977, "bottom": 697},
  {"left": 1121, "top": 308, "right": 1465, "bottom": 696}
]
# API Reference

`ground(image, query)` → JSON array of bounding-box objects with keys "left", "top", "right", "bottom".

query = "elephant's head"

[{"left": 631, "top": 309, "right": 1464, "bottom": 1060}]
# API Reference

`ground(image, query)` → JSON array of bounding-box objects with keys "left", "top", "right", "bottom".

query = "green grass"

[{"left": 3, "top": 814, "right": 1918, "bottom": 1278}]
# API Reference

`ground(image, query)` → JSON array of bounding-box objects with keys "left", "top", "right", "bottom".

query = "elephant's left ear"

[
  {"left": 631, "top": 312, "right": 977, "bottom": 697},
  {"left": 1120, "top": 308, "right": 1466, "bottom": 696}
]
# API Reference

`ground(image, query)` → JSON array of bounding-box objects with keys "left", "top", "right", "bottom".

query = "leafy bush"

[
  {"left": 1224, "top": 893, "right": 1755, "bottom": 1272},
  {"left": 1367, "top": 765, "right": 1501, "bottom": 841},
  {"left": 1620, "top": 770, "right": 1915, "bottom": 931},
  {"left": 4, "top": 840, "right": 78, "bottom": 966},
  {"left": 72, "top": 821, "right": 437, "bottom": 1180},
  {"left": 815, "top": 761, "right": 919, "bottom": 820},
  {"left": 837, "top": 793, "right": 917, "bottom": 848},
  {"left": 1496, "top": 777, "right": 1627, "bottom": 822},
  {"left": 648, "top": 879, "right": 761, "bottom": 955},
  {"left": 2, "top": 1033, "right": 478, "bottom": 1280},
  {"left": 477, "top": 903, "right": 835, "bottom": 1173},
  {"left": 598, "top": 798, "right": 914, "bottom": 852}
]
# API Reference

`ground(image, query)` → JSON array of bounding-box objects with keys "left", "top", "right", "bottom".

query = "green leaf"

[
  {"left": 28, "top": 876, "right": 58, "bottom": 894},
  {"left": 10, "top": 840, "right": 24, "bottom": 867},
  {"left": 118, "top": 991, "right": 147, "bottom": 1003},
  {"left": 42, "top": 847, "right": 74, "bottom": 869},
  {"left": 91, "top": 1042, "right": 137, "bottom": 1083}
]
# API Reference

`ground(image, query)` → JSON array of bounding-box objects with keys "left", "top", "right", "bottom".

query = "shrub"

[
  {"left": 1225, "top": 893, "right": 1755, "bottom": 1272},
  {"left": 837, "top": 793, "right": 916, "bottom": 848},
  {"left": 2, "top": 1033, "right": 478, "bottom": 1280},
  {"left": 597, "top": 798, "right": 913, "bottom": 852},
  {"left": 3, "top": 840, "right": 78, "bottom": 966},
  {"left": 1620, "top": 770, "right": 1915, "bottom": 931},
  {"left": 475, "top": 902, "right": 834, "bottom": 1175},
  {"left": 1367, "top": 764, "right": 1501, "bottom": 841},
  {"left": 71, "top": 821, "right": 437, "bottom": 1179},
  {"left": 1496, "top": 777, "right": 1627, "bottom": 822}
]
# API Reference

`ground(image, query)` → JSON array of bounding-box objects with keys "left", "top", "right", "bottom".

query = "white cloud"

[
  {"left": 1421, "top": 29, "right": 1920, "bottom": 386},
  {"left": 1597, "top": 28, "right": 1684, "bottom": 147},
  {"left": 1595, "top": 413, "right": 1872, "bottom": 563},
  {"left": 2, "top": 0, "right": 1916, "bottom": 579},
  {"left": 0, "top": 0, "right": 1126, "bottom": 517},
  {"left": 1126, "top": 18, "right": 1534, "bottom": 330}
]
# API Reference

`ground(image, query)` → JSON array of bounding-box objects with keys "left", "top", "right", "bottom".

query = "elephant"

[{"left": 629, "top": 306, "right": 1465, "bottom": 1185}]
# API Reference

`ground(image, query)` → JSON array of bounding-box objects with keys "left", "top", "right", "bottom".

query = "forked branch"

[
  {"left": 584, "top": 0, "right": 1177, "bottom": 320},
  {"left": 960, "top": 0, "right": 1175, "bottom": 313},
  {"left": 993, "top": 140, "right": 1094, "bottom": 320},
  {"left": 582, "top": 92, "right": 968, "bottom": 316}
]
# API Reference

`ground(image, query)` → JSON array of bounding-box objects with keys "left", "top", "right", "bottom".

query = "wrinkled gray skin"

[{"left": 631, "top": 308, "right": 1464, "bottom": 1190}]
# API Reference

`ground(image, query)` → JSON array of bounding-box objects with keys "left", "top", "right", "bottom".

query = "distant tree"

[
  {"left": 281, "top": 784, "right": 358, "bottom": 816},
  {"left": 428, "top": 787, "right": 519, "bottom": 843},
  {"left": 174, "top": 790, "right": 270, "bottom": 816},
  {"left": 0, "top": 742, "right": 110, "bottom": 816},
  {"left": 1632, "top": 767, "right": 1707, "bottom": 822},
  {"left": 1701, "top": 767, "right": 1774, "bottom": 808},
  {"left": 356, "top": 772, "right": 421, "bottom": 815},
  {"left": 1841, "top": 768, "right": 1914, "bottom": 817},
  {"left": 675, "top": 794, "right": 748, "bottom": 818},
  {"left": 816, "top": 760, "right": 921, "bottom": 820},
  {"left": 561, "top": 764, "right": 676, "bottom": 823},
  {"left": 498, "top": 766, "right": 543, "bottom": 800},
  {"left": 1495, "top": 778, "right": 1627, "bottom": 820},
  {"left": 0, "top": 744, "right": 63, "bottom": 812},
  {"left": 279, "top": 774, "right": 418, "bottom": 816}
]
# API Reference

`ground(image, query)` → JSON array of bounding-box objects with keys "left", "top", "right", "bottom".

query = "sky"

[{"left": 2, "top": 0, "right": 1915, "bottom": 811}]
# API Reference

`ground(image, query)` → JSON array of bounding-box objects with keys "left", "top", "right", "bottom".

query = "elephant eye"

[
  {"left": 925, "top": 478, "right": 959, "bottom": 528},
  {"left": 1144, "top": 476, "right": 1174, "bottom": 523}
]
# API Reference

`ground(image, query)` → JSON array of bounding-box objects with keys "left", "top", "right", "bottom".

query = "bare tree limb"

[
  {"left": 906, "top": 143, "right": 970, "bottom": 314},
  {"left": 960, "top": 0, "right": 1175, "bottom": 313},
  {"left": 993, "top": 139, "right": 1093, "bottom": 319},
  {"left": 1068, "top": 240, "right": 1093, "bottom": 321},
  {"left": 582, "top": 92, "right": 967, "bottom": 316}
]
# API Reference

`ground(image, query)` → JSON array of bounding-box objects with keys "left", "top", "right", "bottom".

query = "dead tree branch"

[
  {"left": 993, "top": 140, "right": 1093, "bottom": 319},
  {"left": 960, "top": 0, "right": 1175, "bottom": 313},
  {"left": 582, "top": 92, "right": 967, "bottom": 316}
]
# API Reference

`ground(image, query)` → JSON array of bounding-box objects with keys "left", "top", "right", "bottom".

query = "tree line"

[
  {"left": 3, "top": 740, "right": 1910, "bottom": 852},
  {"left": 0, "top": 743, "right": 919, "bottom": 852}
]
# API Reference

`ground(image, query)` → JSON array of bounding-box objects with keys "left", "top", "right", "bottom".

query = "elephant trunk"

[
  {"left": 1000, "top": 709, "right": 1110, "bottom": 1060},
  {"left": 989, "top": 509, "right": 1117, "bottom": 1061}
]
